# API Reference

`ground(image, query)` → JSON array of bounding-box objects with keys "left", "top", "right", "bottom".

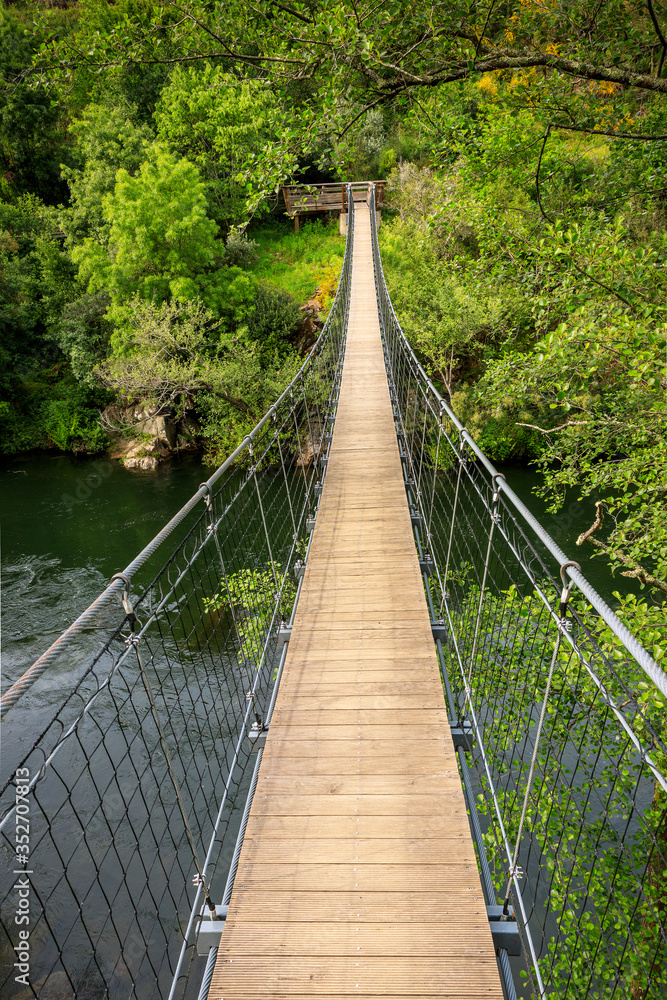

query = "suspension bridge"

[{"left": 1, "top": 186, "right": 666, "bottom": 1000}]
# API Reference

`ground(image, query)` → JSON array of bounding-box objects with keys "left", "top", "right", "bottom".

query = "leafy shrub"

[
  {"left": 224, "top": 229, "right": 258, "bottom": 268},
  {"left": 248, "top": 284, "right": 301, "bottom": 355},
  {"left": 54, "top": 290, "right": 113, "bottom": 385}
]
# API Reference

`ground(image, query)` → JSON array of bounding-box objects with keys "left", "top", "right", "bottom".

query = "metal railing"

[
  {"left": 0, "top": 192, "right": 355, "bottom": 1000},
  {"left": 369, "top": 184, "right": 667, "bottom": 999}
]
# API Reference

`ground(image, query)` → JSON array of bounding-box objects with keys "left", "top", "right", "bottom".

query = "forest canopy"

[{"left": 0, "top": 0, "right": 666, "bottom": 601}]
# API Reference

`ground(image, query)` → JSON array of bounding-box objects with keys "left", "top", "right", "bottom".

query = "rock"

[
  {"left": 124, "top": 437, "right": 170, "bottom": 460},
  {"left": 102, "top": 400, "right": 196, "bottom": 469},
  {"left": 134, "top": 413, "right": 177, "bottom": 450},
  {"left": 102, "top": 404, "right": 177, "bottom": 449},
  {"left": 296, "top": 427, "right": 323, "bottom": 468},
  {"left": 123, "top": 455, "right": 160, "bottom": 471},
  {"left": 296, "top": 293, "right": 324, "bottom": 354}
]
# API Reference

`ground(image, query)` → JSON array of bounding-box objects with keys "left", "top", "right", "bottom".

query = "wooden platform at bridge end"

[{"left": 209, "top": 204, "right": 504, "bottom": 999}]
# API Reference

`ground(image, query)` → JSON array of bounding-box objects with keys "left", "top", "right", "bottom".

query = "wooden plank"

[
  {"left": 250, "top": 794, "right": 465, "bottom": 816},
  {"left": 240, "top": 839, "right": 475, "bottom": 864},
  {"left": 233, "top": 864, "right": 484, "bottom": 892},
  {"left": 228, "top": 889, "right": 486, "bottom": 922},
  {"left": 209, "top": 957, "right": 501, "bottom": 996},
  {"left": 250, "top": 758, "right": 461, "bottom": 777},
  {"left": 243, "top": 815, "right": 470, "bottom": 840},
  {"left": 210, "top": 202, "right": 502, "bottom": 1000},
  {"left": 217, "top": 921, "right": 491, "bottom": 956},
  {"left": 254, "top": 775, "right": 461, "bottom": 795}
]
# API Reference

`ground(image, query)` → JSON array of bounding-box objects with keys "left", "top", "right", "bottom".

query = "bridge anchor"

[
  {"left": 450, "top": 721, "right": 475, "bottom": 751},
  {"left": 487, "top": 906, "right": 521, "bottom": 956},
  {"left": 196, "top": 905, "right": 229, "bottom": 956}
]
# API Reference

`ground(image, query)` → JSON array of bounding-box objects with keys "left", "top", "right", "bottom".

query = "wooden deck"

[{"left": 209, "top": 205, "right": 503, "bottom": 1000}]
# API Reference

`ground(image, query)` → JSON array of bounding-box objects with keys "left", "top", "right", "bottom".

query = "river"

[{"left": 0, "top": 451, "right": 638, "bottom": 694}]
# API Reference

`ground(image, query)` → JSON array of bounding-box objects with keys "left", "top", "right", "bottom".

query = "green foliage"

[
  {"left": 335, "top": 109, "right": 386, "bottom": 179},
  {"left": 445, "top": 577, "right": 667, "bottom": 998},
  {"left": 203, "top": 563, "right": 296, "bottom": 665},
  {"left": 378, "top": 86, "right": 667, "bottom": 583},
  {"left": 0, "top": 367, "right": 110, "bottom": 456},
  {"left": 380, "top": 167, "right": 532, "bottom": 404},
  {"left": 472, "top": 316, "right": 667, "bottom": 591},
  {"left": 72, "top": 143, "right": 222, "bottom": 334},
  {"left": 61, "top": 98, "right": 154, "bottom": 244},
  {"left": 97, "top": 295, "right": 302, "bottom": 462},
  {"left": 248, "top": 217, "right": 344, "bottom": 304},
  {"left": 62, "top": 0, "right": 173, "bottom": 116},
  {"left": 248, "top": 284, "right": 301, "bottom": 355},
  {"left": 0, "top": 195, "right": 74, "bottom": 392},
  {"left": 224, "top": 229, "right": 258, "bottom": 268},
  {"left": 54, "top": 291, "right": 113, "bottom": 386},
  {"left": 0, "top": 8, "right": 70, "bottom": 204},
  {"left": 155, "top": 64, "right": 279, "bottom": 224}
]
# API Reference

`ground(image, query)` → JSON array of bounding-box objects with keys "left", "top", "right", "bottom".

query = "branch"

[
  {"left": 402, "top": 52, "right": 667, "bottom": 95},
  {"left": 576, "top": 502, "right": 667, "bottom": 594},
  {"left": 516, "top": 420, "right": 591, "bottom": 434},
  {"left": 577, "top": 500, "right": 604, "bottom": 544},
  {"left": 535, "top": 125, "right": 554, "bottom": 224},
  {"left": 551, "top": 122, "right": 667, "bottom": 141},
  {"left": 647, "top": 0, "right": 667, "bottom": 76},
  {"left": 267, "top": 1, "right": 314, "bottom": 24},
  {"left": 474, "top": 0, "right": 497, "bottom": 61}
]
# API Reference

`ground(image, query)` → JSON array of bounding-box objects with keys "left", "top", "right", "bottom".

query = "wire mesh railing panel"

[
  {"left": 369, "top": 186, "right": 667, "bottom": 999},
  {"left": 0, "top": 192, "right": 355, "bottom": 1000}
]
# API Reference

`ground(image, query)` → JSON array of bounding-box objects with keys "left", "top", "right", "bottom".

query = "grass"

[{"left": 247, "top": 216, "right": 345, "bottom": 305}]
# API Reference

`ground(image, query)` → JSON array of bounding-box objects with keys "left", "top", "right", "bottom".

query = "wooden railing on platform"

[{"left": 282, "top": 181, "right": 386, "bottom": 220}]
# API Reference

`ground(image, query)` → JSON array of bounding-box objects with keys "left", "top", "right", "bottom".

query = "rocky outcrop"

[
  {"left": 296, "top": 423, "right": 324, "bottom": 468},
  {"left": 102, "top": 401, "right": 199, "bottom": 470},
  {"left": 295, "top": 293, "right": 324, "bottom": 354}
]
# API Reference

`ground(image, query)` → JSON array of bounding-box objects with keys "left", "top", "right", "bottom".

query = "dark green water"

[
  {"left": 0, "top": 452, "right": 210, "bottom": 693},
  {"left": 497, "top": 461, "right": 640, "bottom": 603}
]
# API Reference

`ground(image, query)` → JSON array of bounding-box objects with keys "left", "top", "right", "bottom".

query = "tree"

[
  {"left": 155, "top": 64, "right": 279, "bottom": 224},
  {"left": 72, "top": 143, "right": 222, "bottom": 334},
  {"left": 97, "top": 296, "right": 302, "bottom": 459},
  {"left": 33, "top": 2, "right": 667, "bottom": 124},
  {"left": 0, "top": 8, "right": 70, "bottom": 203},
  {"left": 61, "top": 98, "right": 154, "bottom": 244}
]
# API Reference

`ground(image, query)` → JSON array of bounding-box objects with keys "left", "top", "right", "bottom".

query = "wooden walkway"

[{"left": 209, "top": 205, "right": 503, "bottom": 1000}]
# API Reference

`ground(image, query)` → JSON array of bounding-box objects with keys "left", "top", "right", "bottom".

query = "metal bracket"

[
  {"left": 314, "top": 481, "right": 323, "bottom": 497},
  {"left": 248, "top": 721, "right": 268, "bottom": 751},
  {"left": 410, "top": 511, "right": 421, "bottom": 527},
  {"left": 293, "top": 559, "right": 306, "bottom": 581},
  {"left": 431, "top": 622, "right": 447, "bottom": 642},
  {"left": 450, "top": 721, "right": 475, "bottom": 751},
  {"left": 419, "top": 554, "right": 434, "bottom": 577},
  {"left": 306, "top": 517, "right": 316, "bottom": 532},
  {"left": 196, "top": 905, "right": 229, "bottom": 956},
  {"left": 277, "top": 625, "right": 292, "bottom": 645},
  {"left": 487, "top": 906, "right": 521, "bottom": 956}
]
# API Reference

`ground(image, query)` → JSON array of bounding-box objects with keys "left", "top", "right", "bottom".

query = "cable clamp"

[
  {"left": 124, "top": 633, "right": 141, "bottom": 648},
  {"left": 199, "top": 482, "right": 213, "bottom": 510},
  {"left": 509, "top": 864, "right": 524, "bottom": 881},
  {"left": 111, "top": 572, "right": 134, "bottom": 617},
  {"left": 557, "top": 618, "right": 573, "bottom": 635}
]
